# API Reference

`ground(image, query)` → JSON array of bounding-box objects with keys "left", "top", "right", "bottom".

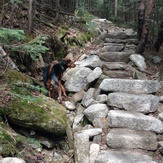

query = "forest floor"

[{"left": 0, "top": 3, "right": 163, "bottom": 162}]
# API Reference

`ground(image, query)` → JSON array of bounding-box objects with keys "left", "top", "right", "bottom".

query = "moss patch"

[
  {"left": 0, "top": 122, "right": 42, "bottom": 158},
  {"left": 0, "top": 129, "right": 17, "bottom": 156},
  {"left": 1, "top": 68, "right": 67, "bottom": 137},
  {"left": 5, "top": 69, "right": 40, "bottom": 86},
  {"left": 3, "top": 84, "right": 67, "bottom": 136},
  {"left": 6, "top": 69, "right": 33, "bottom": 84}
]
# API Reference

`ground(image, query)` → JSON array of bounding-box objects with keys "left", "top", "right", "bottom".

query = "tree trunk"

[
  {"left": 0, "top": 0, "right": 5, "bottom": 26},
  {"left": 55, "top": 0, "right": 60, "bottom": 22},
  {"left": 136, "top": 0, "right": 154, "bottom": 54},
  {"left": 154, "top": 20, "right": 163, "bottom": 52},
  {"left": 28, "top": 0, "right": 36, "bottom": 34},
  {"left": 115, "top": 0, "right": 118, "bottom": 17},
  {"left": 137, "top": 0, "right": 145, "bottom": 40},
  {"left": 123, "top": 0, "right": 127, "bottom": 23},
  {"left": 103, "top": 0, "right": 109, "bottom": 19}
]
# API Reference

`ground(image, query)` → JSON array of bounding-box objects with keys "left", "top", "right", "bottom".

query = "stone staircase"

[{"left": 64, "top": 19, "right": 163, "bottom": 163}]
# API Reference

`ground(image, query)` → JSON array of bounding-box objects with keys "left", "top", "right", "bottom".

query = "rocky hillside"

[
  {"left": 0, "top": 19, "right": 163, "bottom": 163},
  {"left": 60, "top": 19, "right": 163, "bottom": 163}
]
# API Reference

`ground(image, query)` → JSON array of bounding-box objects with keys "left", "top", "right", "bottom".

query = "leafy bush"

[
  {"left": 75, "top": 5, "right": 97, "bottom": 33},
  {"left": 0, "top": 28, "right": 25, "bottom": 44},
  {"left": 9, "top": 35, "right": 50, "bottom": 60},
  {"left": 10, "top": 0, "right": 27, "bottom": 6},
  {"left": 0, "top": 28, "right": 50, "bottom": 61}
]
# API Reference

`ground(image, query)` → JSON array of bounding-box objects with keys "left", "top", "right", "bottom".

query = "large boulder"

[
  {"left": 2, "top": 70, "right": 67, "bottom": 136},
  {"left": 3, "top": 93, "right": 67, "bottom": 136},
  {"left": 130, "top": 54, "right": 147, "bottom": 71},
  {"left": 78, "top": 55, "right": 102, "bottom": 68},
  {"left": 64, "top": 67, "right": 92, "bottom": 92}
]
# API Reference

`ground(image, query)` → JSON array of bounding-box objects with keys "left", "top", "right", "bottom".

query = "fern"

[
  {"left": 75, "top": 5, "right": 96, "bottom": 32},
  {"left": 0, "top": 28, "right": 50, "bottom": 61},
  {"left": 9, "top": 35, "right": 50, "bottom": 60},
  {"left": 0, "top": 28, "right": 25, "bottom": 45},
  {"left": 14, "top": 82, "right": 48, "bottom": 94}
]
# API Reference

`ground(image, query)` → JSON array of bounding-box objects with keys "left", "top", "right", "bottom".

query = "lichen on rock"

[{"left": 2, "top": 70, "right": 67, "bottom": 136}]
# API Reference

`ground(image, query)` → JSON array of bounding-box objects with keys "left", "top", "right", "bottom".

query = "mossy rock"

[
  {"left": 0, "top": 129, "right": 17, "bottom": 156},
  {"left": 3, "top": 89, "right": 67, "bottom": 136},
  {"left": 0, "top": 122, "right": 42, "bottom": 157},
  {"left": 6, "top": 69, "right": 33, "bottom": 84},
  {"left": 2, "top": 70, "right": 67, "bottom": 136},
  {"left": 5, "top": 69, "right": 40, "bottom": 86}
]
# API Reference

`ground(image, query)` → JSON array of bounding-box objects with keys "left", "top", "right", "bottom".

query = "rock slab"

[
  {"left": 106, "top": 128, "right": 158, "bottom": 150},
  {"left": 107, "top": 110, "right": 163, "bottom": 133},
  {"left": 99, "top": 79, "right": 160, "bottom": 94},
  {"left": 95, "top": 150, "right": 156, "bottom": 163}
]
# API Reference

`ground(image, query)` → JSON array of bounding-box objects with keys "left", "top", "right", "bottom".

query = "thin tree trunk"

[
  {"left": 28, "top": 0, "right": 36, "bottom": 34},
  {"left": 137, "top": 0, "right": 145, "bottom": 40},
  {"left": 154, "top": 20, "right": 163, "bottom": 52},
  {"left": 0, "top": 0, "right": 5, "bottom": 26},
  {"left": 123, "top": 0, "right": 127, "bottom": 23},
  {"left": 55, "top": 0, "right": 60, "bottom": 22},
  {"left": 115, "top": 0, "right": 117, "bottom": 17},
  {"left": 103, "top": 0, "right": 109, "bottom": 19},
  {"left": 136, "top": 0, "right": 154, "bottom": 54}
]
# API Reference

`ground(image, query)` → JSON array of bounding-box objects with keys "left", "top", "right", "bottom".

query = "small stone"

[
  {"left": 90, "top": 143, "right": 100, "bottom": 163},
  {"left": 64, "top": 101, "right": 76, "bottom": 110}
]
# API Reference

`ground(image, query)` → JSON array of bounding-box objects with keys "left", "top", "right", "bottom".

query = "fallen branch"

[
  {"left": 35, "top": 17, "right": 55, "bottom": 29},
  {"left": 0, "top": 46, "right": 19, "bottom": 77}
]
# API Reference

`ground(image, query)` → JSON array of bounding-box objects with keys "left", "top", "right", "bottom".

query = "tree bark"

[
  {"left": 154, "top": 20, "right": 163, "bottom": 52},
  {"left": 136, "top": 0, "right": 154, "bottom": 54},
  {"left": 55, "top": 0, "right": 60, "bottom": 22},
  {"left": 137, "top": 0, "right": 145, "bottom": 40},
  {"left": 0, "top": 0, "right": 5, "bottom": 26},
  {"left": 115, "top": 0, "right": 118, "bottom": 17},
  {"left": 28, "top": 0, "right": 36, "bottom": 34}
]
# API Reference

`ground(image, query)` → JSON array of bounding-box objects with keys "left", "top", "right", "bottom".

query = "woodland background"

[
  {"left": 0, "top": 0, "right": 163, "bottom": 162},
  {"left": 0, "top": 0, "right": 163, "bottom": 65}
]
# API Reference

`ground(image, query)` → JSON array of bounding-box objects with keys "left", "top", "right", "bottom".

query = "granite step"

[
  {"left": 106, "top": 128, "right": 158, "bottom": 150},
  {"left": 95, "top": 150, "right": 157, "bottom": 163},
  {"left": 107, "top": 110, "right": 163, "bottom": 133},
  {"left": 99, "top": 78, "right": 160, "bottom": 94}
]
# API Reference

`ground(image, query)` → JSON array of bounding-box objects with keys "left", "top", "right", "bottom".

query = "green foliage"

[
  {"left": 9, "top": 83, "right": 47, "bottom": 105},
  {"left": 0, "top": 124, "right": 41, "bottom": 157},
  {"left": 75, "top": 5, "right": 97, "bottom": 32},
  {"left": 75, "top": 5, "right": 88, "bottom": 18},
  {"left": 0, "top": 131, "right": 4, "bottom": 139},
  {"left": 14, "top": 82, "right": 48, "bottom": 94},
  {"left": 10, "top": 0, "right": 27, "bottom": 6},
  {"left": 0, "top": 28, "right": 25, "bottom": 45},
  {"left": 0, "top": 128, "right": 17, "bottom": 156},
  {"left": 6, "top": 69, "right": 33, "bottom": 84},
  {"left": 0, "top": 28, "right": 50, "bottom": 61},
  {"left": 25, "top": 137, "right": 42, "bottom": 149},
  {"left": 9, "top": 35, "right": 50, "bottom": 60}
]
